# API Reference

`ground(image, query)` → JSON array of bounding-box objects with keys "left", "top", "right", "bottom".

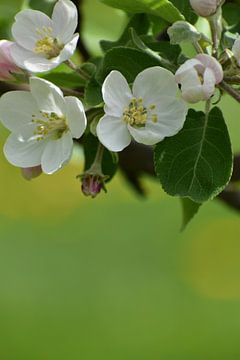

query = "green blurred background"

[{"left": 1, "top": 1, "right": 240, "bottom": 359}]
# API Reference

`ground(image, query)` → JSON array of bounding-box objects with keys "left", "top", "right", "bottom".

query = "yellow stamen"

[
  {"left": 32, "top": 112, "right": 68, "bottom": 140},
  {"left": 122, "top": 98, "right": 158, "bottom": 127}
]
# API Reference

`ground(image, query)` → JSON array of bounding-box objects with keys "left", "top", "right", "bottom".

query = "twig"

[{"left": 219, "top": 81, "right": 240, "bottom": 103}]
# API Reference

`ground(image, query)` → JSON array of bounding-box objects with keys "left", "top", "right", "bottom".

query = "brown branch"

[{"left": 219, "top": 81, "right": 240, "bottom": 103}]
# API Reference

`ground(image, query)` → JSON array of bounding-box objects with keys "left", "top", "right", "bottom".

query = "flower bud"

[
  {"left": 21, "top": 166, "right": 42, "bottom": 180},
  {"left": 190, "top": 0, "right": 223, "bottom": 17},
  {"left": 175, "top": 54, "right": 223, "bottom": 103},
  {"left": 0, "top": 40, "right": 21, "bottom": 81},
  {"left": 81, "top": 174, "right": 105, "bottom": 198}
]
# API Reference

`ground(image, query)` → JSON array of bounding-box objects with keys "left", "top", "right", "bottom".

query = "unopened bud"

[
  {"left": 80, "top": 173, "right": 107, "bottom": 198},
  {"left": 21, "top": 165, "right": 42, "bottom": 180},
  {"left": 190, "top": 0, "right": 223, "bottom": 17},
  {"left": 175, "top": 54, "right": 223, "bottom": 103},
  {"left": 0, "top": 40, "right": 21, "bottom": 81}
]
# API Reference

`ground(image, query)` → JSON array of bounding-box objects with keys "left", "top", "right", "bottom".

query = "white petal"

[
  {"left": 4, "top": 133, "right": 46, "bottom": 167},
  {"left": 0, "top": 91, "right": 38, "bottom": 132},
  {"left": 102, "top": 71, "right": 132, "bottom": 117},
  {"left": 96, "top": 115, "right": 131, "bottom": 152},
  {"left": 179, "top": 68, "right": 203, "bottom": 103},
  {"left": 65, "top": 96, "right": 87, "bottom": 138},
  {"left": 52, "top": 0, "right": 78, "bottom": 43},
  {"left": 196, "top": 54, "right": 223, "bottom": 84},
  {"left": 202, "top": 68, "right": 216, "bottom": 99},
  {"left": 132, "top": 67, "right": 178, "bottom": 106},
  {"left": 41, "top": 131, "right": 73, "bottom": 174},
  {"left": 144, "top": 97, "right": 187, "bottom": 138},
  {"left": 58, "top": 34, "right": 79, "bottom": 63},
  {"left": 175, "top": 58, "right": 203, "bottom": 83},
  {"left": 128, "top": 126, "right": 164, "bottom": 145},
  {"left": 30, "top": 77, "right": 65, "bottom": 115},
  {"left": 12, "top": 9, "right": 53, "bottom": 51},
  {"left": 11, "top": 43, "right": 58, "bottom": 72}
]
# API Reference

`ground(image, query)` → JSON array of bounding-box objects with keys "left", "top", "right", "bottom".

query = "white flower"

[
  {"left": 0, "top": 77, "right": 87, "bottom": 174},
  {"left": 96, "top": 67, "right": 188, "bottom": 152},
  {"left": 232, "top": 38, "right": 240, "bottom": 66},
  {"left": 10, "top": 0, "right": 79, "bottom": 73},
  {"left": 190, "top": 0, "right": 222, "bottom": 17},
  {"left": 175, "top": 54, "right": 223, "bottom": 103}
]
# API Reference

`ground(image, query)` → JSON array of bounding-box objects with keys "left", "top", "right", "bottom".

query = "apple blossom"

[
  {"left": 0, "top": 77, "right": 87, "bottom": 174},
  {"left": 175, "top": 54, "right": 223, "bottom": 104},
  {"left": 190, "top": 0, "right": 223, "bottom": 17},
  {"left": 96, "top": 67, "right": 188, "bottom": 152},
  {"left": 0, "top": 40, "right": 21, "bottom": 81},
  {"left": 10, "top": 0, "right": 79, "bottom": 73}
]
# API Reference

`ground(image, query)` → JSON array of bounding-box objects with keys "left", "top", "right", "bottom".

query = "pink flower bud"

[
  {"left": 175, "top": 54, "right": 223, "bottom": 103},
  {"left": 190, "top": 0, "right": 222, "bottom": 17},
  {"left": 81, "top": 174, "right": 104, "bottom": 198},
  {"left": 0, "top": 40, "right": 20, "bottom": 81},
  {"left": 21, "top": 165, "right": 42, "bottom": 180}
]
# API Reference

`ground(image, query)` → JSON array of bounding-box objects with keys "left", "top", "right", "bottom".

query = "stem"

[
  {"left": 65, "top": 59, "right": 91, "bottom": 81},
  {"left": 193, "top": 41, "right": 204, "bottom": 54},
  {"left": 205, "top": 98, "right": 211, "bottom": 118},
  {"left": 224, "top": 76, "right": 240, "bottom": 84},
  {"left": 208, "top": 7, "right": 222, "bottom": 57},
  {"left": 219, "top": 81, "right": 240, "bottom": 103}
]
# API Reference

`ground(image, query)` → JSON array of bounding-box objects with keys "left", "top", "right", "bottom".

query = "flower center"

[
  {"left": 32, "top": 111, "right": 68, "bottom": 140},
  {"left": 122, "top": 98, "right": 158, "bottom": 127},
  {"left": 34, "top": 27, "right": 64, "bottom": 59}
]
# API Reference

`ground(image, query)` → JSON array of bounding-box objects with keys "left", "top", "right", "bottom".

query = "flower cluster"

[{"left": 0, "top": 0, "right": 228, "bottom": 199}]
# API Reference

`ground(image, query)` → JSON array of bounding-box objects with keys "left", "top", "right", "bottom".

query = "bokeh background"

[{"left": 0, "top": 1, "right": 240, "bottom": 359}]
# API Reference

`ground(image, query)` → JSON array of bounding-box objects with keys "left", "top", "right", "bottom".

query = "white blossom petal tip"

[
  {"left": 175, "top": 54, "right": 223, "bottom": 103},
  {"left": 96, "top": 67, "right": 187, "bottom": 151},
  {"left": 11, "top": 0, "right": 78, "bottom": 72},
  {"left": 0, "top": 77, "right": 87, "bottom": 174}
]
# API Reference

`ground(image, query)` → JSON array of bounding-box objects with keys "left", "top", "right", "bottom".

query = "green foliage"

[
  {"left": 154, "top": 108, "right": 233, "bottom": 203},
  {"left": 100, "top": 0, "right": 184, "bottom": 23},
  {"left": 171, "top": 0, "right": 197, "bottom": 24},
  {"left": 222, "top": 3, "right": 240, "bottom": 32},
  {"left": 100, "top": 13, "right": 150, "bottom": 52},
  {"left": 96, "top": 47, "right": 161, "bottom": 83},
  {"left": 180, "top": 198, "right": 201, "bottom": 230}
]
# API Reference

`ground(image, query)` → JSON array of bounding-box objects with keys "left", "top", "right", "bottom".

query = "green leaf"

[
  {"left": 41, "top": 72, "right": 86, "bottom": 88},
  {"left": 180, "top": 198, "right": 201, "bottom": 231},
  {"left": 96, "top": 47, "right": 163, "bottom": 84},
  {"left": 83, "top": 133, "right": 118, "bottom": 182},
  {"left": 171, "top": 0, "right": 197, "bottom": 24},
  {"left": 100, "top": 13, "right": 150, "bottom": 52},
  {"left": 222, "top": 3, "right": 240, "bottom": 32},
  {"left": 100, "top": 0, "right": 184, "bottom": 23},
  {"left": 84, "top": 78, "right": 103, "bottom": 106},
  {"left": 154, "top": 107, "right": 233, "bottom": 203}
]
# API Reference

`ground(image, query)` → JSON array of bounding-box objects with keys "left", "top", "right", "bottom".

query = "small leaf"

[
  {"left": 85, "top": 78, "right": 103, "bottom": 106},
  {"left": 167, "top": 21, "right": 201, "bottom": 45},
  {"left": 154, "top": 107, "right": 233, "bottom": 203},
  {"left": 100, "top": 0, "right": 184, "bottom": 23},
  {"left": 181, "top": 198, "right": 201, "bottom": 231},
  {"left": 96, "top": 47, "right": 162, "bottom": 84}
]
